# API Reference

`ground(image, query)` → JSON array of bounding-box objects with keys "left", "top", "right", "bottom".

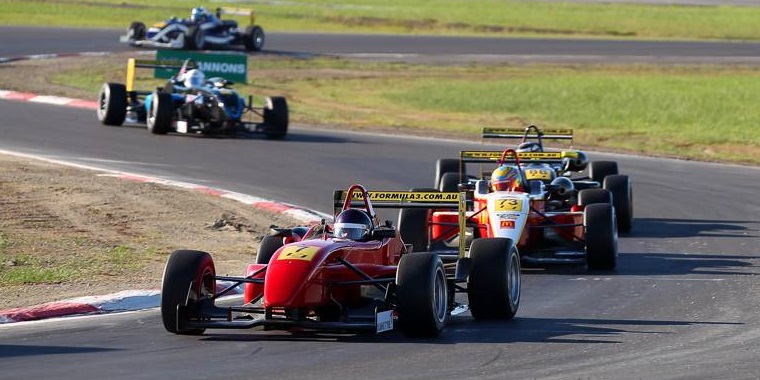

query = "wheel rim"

[
  {"left": 196, "top": 267, "right": 215, "bottom": 301},
  {"left": 148, "top": 98, "right": 156, "bottom": 128},
  {"left": 254, "top": 31, "right": 264, "bottom": 49},
  {"left": 432, "top": 266, "right": 446, "bottom": 322},
  {"left": 507, "top": 250, "right": 520, "bottom": 308},
  {"left": 98, "top": 90, "right": 107, "bottom": 117}
]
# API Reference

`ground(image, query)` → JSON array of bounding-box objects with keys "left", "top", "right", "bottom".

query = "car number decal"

[
  {"left": 277, "top": 246, "right": 319, "bottom": 261},
  {"left": 495, "top": 198, "right": 523, "bottom": 211},
  {"left": 525, "top": 168, "right": 552, "bottom": 180}
]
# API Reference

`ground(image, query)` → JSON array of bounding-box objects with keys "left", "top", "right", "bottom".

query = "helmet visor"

[
  {"left": 334, "top": 223, "right": 369, "bottom": 240},
  {"left": 491, "top": 178, "right": 517, "bottom": 191}
]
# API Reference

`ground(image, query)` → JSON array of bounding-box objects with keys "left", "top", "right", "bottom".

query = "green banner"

[{"left": 154, "top": 50, "right": 248, "bottom": 83}]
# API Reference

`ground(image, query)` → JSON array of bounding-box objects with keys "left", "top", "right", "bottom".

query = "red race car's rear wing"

[
  {"left": 333, "top": 189, "right": 463, "bottom": 212},
  {"left": 333, "top": 187, "right": 469, "bottom": 257}
]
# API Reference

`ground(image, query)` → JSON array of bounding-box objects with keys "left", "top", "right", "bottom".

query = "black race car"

[{"left": 120, "top": 7, "right": 265, "bottom": 51}]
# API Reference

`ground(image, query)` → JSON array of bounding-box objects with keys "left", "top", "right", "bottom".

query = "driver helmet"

[
  {"left": 190, "top": 7, "right": 208, "bottom": 22},
  {"left": 333, "top": 209, "right": 373, "bottom": 240},
  {"left": 183, "top": 69, "right": 205, "bottom": 88},
  {"left": 491, "top": 164, "right": 522, "bottom": 191},
  {"left": 517, "top": 142, "right": 542, "bottom": 153}
]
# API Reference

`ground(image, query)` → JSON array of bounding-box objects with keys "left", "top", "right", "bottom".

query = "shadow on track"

[
  {"left": 616, "top": 251, "right": 760, "bottom": 276},
  {"left": 0, "top": 344, "right": 120, "bottom": 359},
  {"left": 522, "top": 251, "right": 760, "bottom": 277},
  {"left": 626, "top": 217, "right": 757, "bottom": 239},
  {"left": 111, "top": 124, "right": 354, "bottom": 143},
  {"left": 198, "top": 316, "right": 740, "bottom": 345}
]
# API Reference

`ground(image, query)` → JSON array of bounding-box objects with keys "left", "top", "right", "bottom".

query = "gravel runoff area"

[{"left": 0, "top": 152, "right": 312, "bottom": 311}]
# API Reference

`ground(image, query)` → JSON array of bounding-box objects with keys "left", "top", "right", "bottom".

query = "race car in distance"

[
  {"left": 160, "top": 184, "right": 521, "bottom": 337},
  {"left": 414, "top": 148, "right": 619, "bottom": 270},
  {"left": 120, "top": 7, "right": 265, "bottom": 51},
  {"left": 96, "top": 58, "right": 288, "bottom": 138},
  {"left": 435, "top": 125, "right": 633, "bottom": 233}
]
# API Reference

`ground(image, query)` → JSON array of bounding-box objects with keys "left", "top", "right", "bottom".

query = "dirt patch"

[{"left": 0, "top": 154, "right": 301, "bottom": 309}]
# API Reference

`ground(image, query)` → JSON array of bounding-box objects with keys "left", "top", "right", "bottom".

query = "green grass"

[
  {"left": 49, "top": 57, "right": 760, "bottom": 164},
  {"left": 0, "top": 236, "right": 159, "bottom": 286},
  {"left": 2, "top": 0, "right": 760, "bottom": 40},
  {"left": 380, "top": 68, "right": 760, "bottom": 161},
  {"left": 0, "top": 253, "right": 78, "bottom": 285}
]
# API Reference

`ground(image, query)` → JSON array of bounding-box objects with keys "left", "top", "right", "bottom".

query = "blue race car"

[
  {"left": 120, "top": 7, "right": 265, "bottom": 51},
  {"left": 97, "top": 59, "right": 288, "bottom": 138}
]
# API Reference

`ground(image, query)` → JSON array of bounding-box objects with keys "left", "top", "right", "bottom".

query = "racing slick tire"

[
  {"left": 147, "top": 92, "right": 173, "bottom": 135},
  {"left": 256, "top": 234, "right": 283, "bottom": 264},
  {"left": 161, "top": 250, "right": 216, "bottom": 335},
  {"left": 468, "top": 238, "right": 521, "bottom": 320},
  {"left": 584, "top": 203, "right": 618, "bottom": 271},
  {"left": 97, "top": 83, "right": 127, "bottom": 126},
  {"left": 127, "top": 21, "right": 146, "bottom": 41},
  {"left": 438, "top": 172, "right": 461, "bottom": 192},
  {"left": 434, "top": 158, "right": 460, "bottom": 189},
  {"left": 263, "top": 96, "right": 289, "bottom": 139},
  {"left": 185, "top": 26, "right": 206, "bottom": 50},
  {"left": 589, "top": 161, "right": 619, "bottom": 184},
  {"left": 578, "top": 188, "right": 612, "bottom": 207},
  {"left": 603, "top": 174, "right": 633, "bottom": 233},
  {"left": 397, "top": 187, "right": 435, "bottom": 252},
  {"left": 244, "top": 25, "right": 265, "bottom": 51},
  {"left": 396, "top": 253, "right": 448, "bottom": 337}
]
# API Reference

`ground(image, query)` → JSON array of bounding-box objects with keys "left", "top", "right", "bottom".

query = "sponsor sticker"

[
  {"left": 347, "top": 191, "right": 459, "bottom": 203},
  {"left": 525, "top": 168, "right": 553, "bottom": 180},
  {"left": 460, "top": 151, "right": 567, "bottom": 161},
  {"left": 500, "top": 220, "right": 515, "bottom": 229}
]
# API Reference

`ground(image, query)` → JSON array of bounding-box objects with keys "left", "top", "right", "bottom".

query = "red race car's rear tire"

[
  {"left": 585, "top": 203, "right": 618, "bottom": 271},
  {"left": 434, "top": 158, "right": 460, "bottom": 189},
  {"left": 578, "top": 188, "right": 612, "bottom": 207},
  {"left": 589, "top": 160, "right": 619, "bottom": 184},
  {"left": 468, "top": 238, "right": 521, "bottom": 320},
  {"left": 397, "top": 188, "right": 434, "bottom": 253},
  {"left": 604, "top": 174, "right": 633, "bottom": 233},
  {"left": 396, "top": 253, "right": 448, "bottom": 337}
]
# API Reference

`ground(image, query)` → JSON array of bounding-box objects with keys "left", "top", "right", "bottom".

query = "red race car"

[
  {"left": 405, "top": 148, "right": 618, "bottom": 270},
  {"left": 435, "top": 125, "right": 632, "bottom": 233},
  {"left": 160, "top": 184, "right": 521, "bottom": 337}
]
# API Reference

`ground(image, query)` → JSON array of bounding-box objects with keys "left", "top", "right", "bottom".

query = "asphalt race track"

[
  {"left": 1, "top": 28, "right": 760, "bottom": 379},
  {"left": 3, "top": 26, "right": 760, "bottom": 64}
]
